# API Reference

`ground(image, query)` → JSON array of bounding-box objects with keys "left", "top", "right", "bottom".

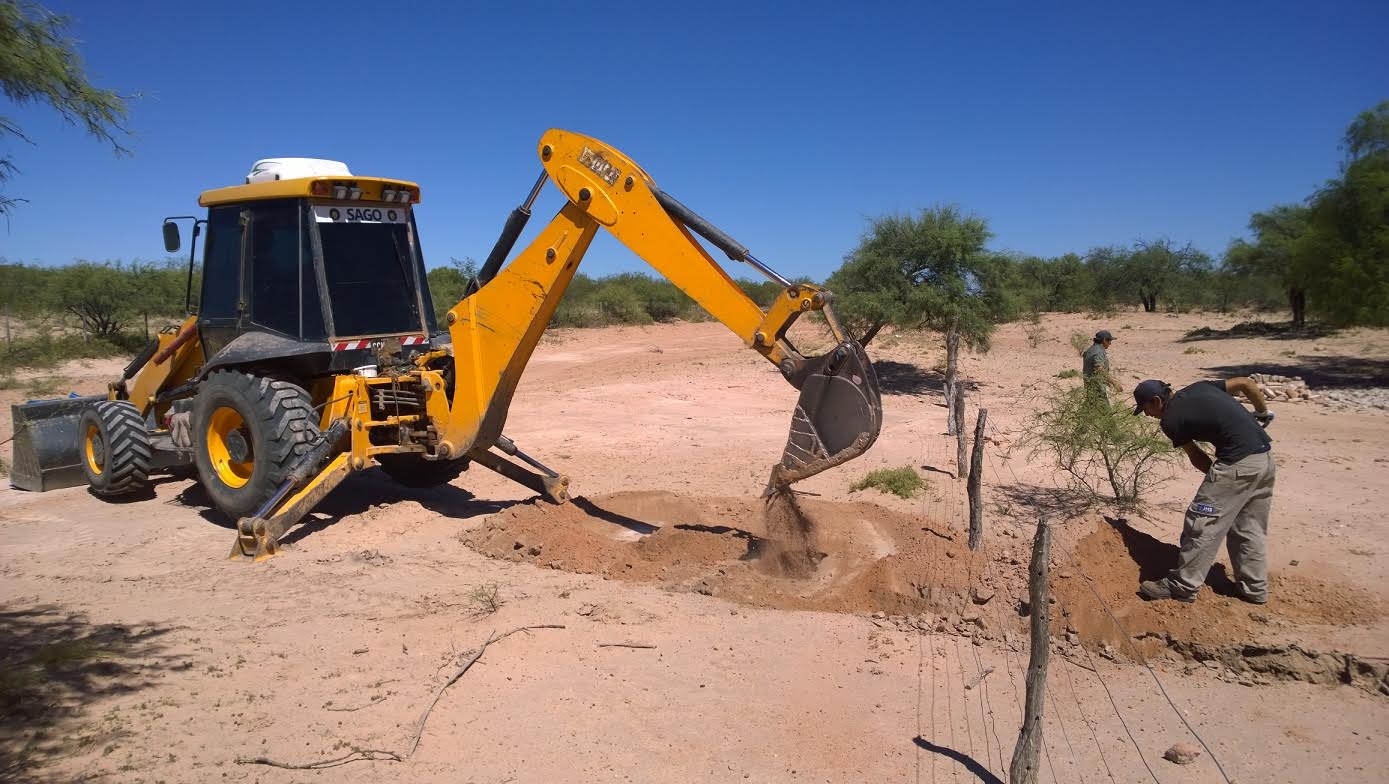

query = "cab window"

[
  {"left": 199, "top": 206, "right": 242, "bottom": 321},
  {"left": 247, "top": 200, "right": 305, "bottom": 337}
]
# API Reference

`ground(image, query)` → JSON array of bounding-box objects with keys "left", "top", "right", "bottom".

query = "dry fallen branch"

[
  {"left": 598, "top": 642, "right": 657, "bottom": 649},
  {"left": 239, "top": 623, "right": 565, "bottom": 769},
  {"left": 236, "top": 749, "right": 401, "bottom": 769},
  {"left": 407, "top": 624, "right": 566, "bottom": 756}
]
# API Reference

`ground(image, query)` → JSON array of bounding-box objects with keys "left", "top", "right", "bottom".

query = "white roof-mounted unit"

[{"left": 245, "top": 158, "right": 353, "bottom": 184}]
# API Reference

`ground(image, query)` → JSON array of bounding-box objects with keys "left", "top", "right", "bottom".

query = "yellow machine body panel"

[
  {"left": 198, "top": 177, "right": 421, "bottom": 207},
  {"left": 122, "top": 315, "right": 204, "bottom": 417}
]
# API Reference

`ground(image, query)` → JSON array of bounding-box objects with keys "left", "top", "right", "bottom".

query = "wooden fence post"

[
  {"left": 967, "top": 408, "right": 988, "bottom": 550},
  {"left": 1010, "top": 516, "right": 1051, "bottom": 784},
  {"left": 954, "top": 386, "right": 967, "bottom": 480},
  {"left": 944, "top": 324, "right": 960, "bottom": 435}
]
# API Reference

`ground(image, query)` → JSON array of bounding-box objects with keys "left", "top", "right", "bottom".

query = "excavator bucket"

[
  {"left": 8, "top": 396, "right": 104, "bottom": 492},
  {"left": 769, "top": 340, "right": 883, "bottom": 489}
]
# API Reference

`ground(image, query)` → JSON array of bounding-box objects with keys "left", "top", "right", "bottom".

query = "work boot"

[
  {"left": 1235, "top": 588, "right": 1268, "bottom": 605},
  {"left": 1138, "top": 578, "right": 1196, "bottom": 603}
]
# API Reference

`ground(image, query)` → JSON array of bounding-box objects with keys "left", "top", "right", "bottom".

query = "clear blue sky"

[{"left": 2, "top": 0, "right": 1385, "bottom": 280}]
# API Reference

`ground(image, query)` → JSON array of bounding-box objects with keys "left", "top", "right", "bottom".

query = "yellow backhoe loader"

[{"left": 10, "top": 130, "right": 883, "bottom": 559}]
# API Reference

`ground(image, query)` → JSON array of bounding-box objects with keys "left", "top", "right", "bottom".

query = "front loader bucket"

[
  {"left": 8, "top": 396, "right": 103, "bottom": 492},
  {"left": 769, "top": 341, "right": 882, "bottom": 489}
]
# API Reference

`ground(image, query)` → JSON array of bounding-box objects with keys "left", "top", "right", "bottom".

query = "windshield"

[{"left": 315, "top": 210, "right": 424, "bottom": 337}]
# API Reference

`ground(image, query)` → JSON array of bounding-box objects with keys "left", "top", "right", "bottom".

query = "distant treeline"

[
  {"left": 0, "top": 257, "right": 789, "bottom": 368},
  {"left": 0, "top": 248, "right": 1282, "bottom": 348},
  {"left": 424, "top": 260, "right": 786, "bottom": 328},
  {"left": 0, "top": 242, "right": 1339, "bottom": 371}
]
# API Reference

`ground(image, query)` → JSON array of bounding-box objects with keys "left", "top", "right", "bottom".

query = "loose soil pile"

[
  {"left": 1054, "top": 519, "right": 1387, "bottom": 692},
  {"left": 462, "top": 491, "right": 1388, "bottom": 692},
  {"left": 461, "top": 490, "right": 994, "bottom": 618}
]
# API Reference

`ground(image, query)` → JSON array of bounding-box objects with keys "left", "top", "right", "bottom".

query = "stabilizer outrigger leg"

[
  {"left": 229, "top": 419, "right": 353, "bottom": 561},
  {"left": 470, "top": 435, "right": 570, "bottom": 504}
]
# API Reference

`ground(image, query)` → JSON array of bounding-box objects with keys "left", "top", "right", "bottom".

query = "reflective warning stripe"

[{"left": 331, "top": 335, "right": 428, "bottom": 352}]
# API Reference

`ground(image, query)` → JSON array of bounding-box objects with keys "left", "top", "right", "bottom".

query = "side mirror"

[{"left": 162, "top": 221, "right": 181, "bottom": 253}]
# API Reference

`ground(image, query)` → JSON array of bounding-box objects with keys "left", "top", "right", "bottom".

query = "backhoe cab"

[{"left": 10, "top": 130, "right": 883, "bottom": 560}]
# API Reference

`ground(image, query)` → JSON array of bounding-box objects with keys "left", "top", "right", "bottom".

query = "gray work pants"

[{"left": 1169, "top": 450, "right": 1276, "bottom": 600}]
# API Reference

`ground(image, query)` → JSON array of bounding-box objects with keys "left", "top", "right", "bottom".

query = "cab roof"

[{"left": 198, "top": 177, "right": 422, "bottom": 207}]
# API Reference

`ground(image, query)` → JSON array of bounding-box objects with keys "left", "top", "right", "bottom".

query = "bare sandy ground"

[{"left": 2, "top": 311, "right": 1387, "bottom": 783}]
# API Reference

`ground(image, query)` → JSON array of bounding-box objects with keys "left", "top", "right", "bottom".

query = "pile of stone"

[{"left": 1250, "top": 373, "right": 1316, "bottom": 402}]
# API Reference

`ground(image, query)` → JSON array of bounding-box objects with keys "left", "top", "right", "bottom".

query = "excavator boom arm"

[{"left": 437, "top": 129, "right": 882, "bottom": 489}]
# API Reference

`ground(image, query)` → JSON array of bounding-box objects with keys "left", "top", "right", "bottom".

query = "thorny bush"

[{"left": 1025, "top": 384, "right": 1178, "bottom": 508}]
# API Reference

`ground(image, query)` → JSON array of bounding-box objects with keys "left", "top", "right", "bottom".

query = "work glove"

[{"left": 1253, "top": 410, "right": 1275, "bottom": 428}]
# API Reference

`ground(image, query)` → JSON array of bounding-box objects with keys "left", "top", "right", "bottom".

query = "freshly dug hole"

[{"left": 460, "top": 490, "right": 990, "bottom": 617}]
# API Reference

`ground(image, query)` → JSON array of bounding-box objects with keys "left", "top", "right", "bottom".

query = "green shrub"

[
  {"left": 850, "top": 466, "right": 926, "bottom": 499},
  {"left": 593, "top": 286, "right": 652, "bottom": 324},
  {"left": 0, "top": 333, "right": 139, "bottom": 371},
  {"left": 1069, "top": 331, "right": 1089, "bottom": 356},
  {"left": 1024, "top": 385, "right": 1178, "bottom": 507}
]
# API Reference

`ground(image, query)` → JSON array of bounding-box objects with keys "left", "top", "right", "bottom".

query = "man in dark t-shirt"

[{"left": 1133, "top": 377, "right": 1276, "bottom": 603}]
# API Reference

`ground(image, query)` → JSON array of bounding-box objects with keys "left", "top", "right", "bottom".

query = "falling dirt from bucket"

[{"left": 756, "top": 489, "right": 824, "bottom": 579}]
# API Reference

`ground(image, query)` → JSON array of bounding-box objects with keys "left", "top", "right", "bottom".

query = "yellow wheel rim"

[
  {"left": 206, "top": 406, "right": 254, "bottom": 489},
  {"left": 84, "top": 423, "right": 104, "bottom": 476}
]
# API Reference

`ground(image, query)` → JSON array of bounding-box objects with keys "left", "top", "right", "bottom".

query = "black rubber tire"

[
  {"left": 79, "top": 400, "right": 153, "bottom": 496},
  {"left": 375, "top": 453, "right": 469, "bottom": 488},
  {"left": 191, "top": 371, "right": 318, "bottom": 521}
]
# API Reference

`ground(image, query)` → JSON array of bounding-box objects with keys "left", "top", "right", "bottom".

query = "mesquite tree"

[{"left": 827, "top": 206, "right": 1013, "bottom": 430}]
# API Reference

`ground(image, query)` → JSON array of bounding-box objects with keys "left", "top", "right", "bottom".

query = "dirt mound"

[
  {"left": 1054, "top": 519, "right": 1387, "bottom": 692},
  {"left": 460, "top": 490, "right": 994, "bottom": 618},
  {"left": 461, "top": 493, "right": 1388, "bottom": 692}
]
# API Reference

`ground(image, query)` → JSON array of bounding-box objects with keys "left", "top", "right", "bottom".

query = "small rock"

[
  {"left": 970, "top": 587, "right": 995, "bottom": 605},
  {"left": 1066, "top": 631, "right": 1080, "bottom": 645},
  {"left": 1289, "top": 559, "right": 1300, "bottom": 566},
  {"left": 576, "top": 604, "right": 596, "bottom": 616},
  {"left": 527, "top": 544, "right": 543, "bottom": 557},
  {"left": 872, "top": 611, "right": 887, "bottom": 620},
  {"left": 1057, "top": 570, "right": 1073, "bottom": 579},
  {"left": 1163, "top": 742, "right": 1202, "bottom": 765},
  {"left": 549, "top": 560, "right": 565, "bottom": 570}
]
